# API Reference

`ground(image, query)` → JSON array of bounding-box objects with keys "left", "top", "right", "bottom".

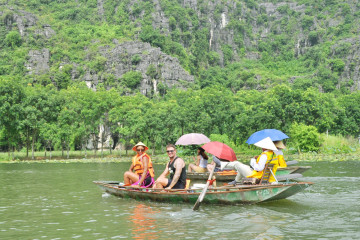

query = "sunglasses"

[
  {"left": 166, "top": 150, "right": 174, "bottom": 153},
  {"left": 136, "top": 149, "right": 145, "bottom": 152}
]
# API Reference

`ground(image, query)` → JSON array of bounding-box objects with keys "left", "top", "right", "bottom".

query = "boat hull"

[{"left": 93, "top": 181, "right": 313, "bottom": 205}]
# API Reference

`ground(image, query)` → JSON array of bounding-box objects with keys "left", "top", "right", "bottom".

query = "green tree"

[
  {"left": 288, "top": 123, "right": 321, "bottom": 153},
  {"left": 294, "top": 88, "right": 335, "bottom": 132},
  {"left": 121, "top": 71, "right": 143, "bottom": 89},
  {"left": 143, "top": 100, "right": 178, "bottom": 154},
  {"left": 39, "top": 122, "right": 59, "bottom": 160},
  {"left": 109, "top": 93, "right": 150, "bottom": 154},
  {"left": 21, "top": 85, "right": 57, "bottom": 159},
  {"left": 96, "top": 87, "right": 120, "bottom": 157},
  {"left": 0, "top": 78, "right": 25, "bottom": 159},
  {"left": 336, "top": 92, "right": 360, "bottom": 136},
  {"left": 65, "top": 84, "right": 103, "bottom": 156}
]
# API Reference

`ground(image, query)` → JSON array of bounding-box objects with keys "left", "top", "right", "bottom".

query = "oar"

[
  {"left": 192, "top": 166, "right": 215, "bottom": 211},
  {"left": 286, "top": 160, "right": 299, "bottom": 166}
]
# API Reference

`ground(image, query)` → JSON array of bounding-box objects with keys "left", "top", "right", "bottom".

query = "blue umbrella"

[{"left": 246, "top": 129, "right": 289, "bottom": 144}]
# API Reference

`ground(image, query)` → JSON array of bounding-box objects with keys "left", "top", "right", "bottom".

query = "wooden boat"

[
  {"left": 277, "top": 166, "right": 312, "bottom": 175},
  {"left": 187, "top": 165, "right": 312, "bottom": 184},
  {"left": 93, "top": 180, "right": 313, "bottom": 205}
]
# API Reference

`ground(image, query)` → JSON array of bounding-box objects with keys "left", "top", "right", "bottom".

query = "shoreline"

[{"left": 1, "top": 152, "right": 359, "bottom": 163}]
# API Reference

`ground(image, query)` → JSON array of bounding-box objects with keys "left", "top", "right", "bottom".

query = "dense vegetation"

[
  {"left": 1, "top": 80, "right": 359, "bottom": 159},
  {"left": 1, "top": 0, "right": 360, "bottom": 159}
]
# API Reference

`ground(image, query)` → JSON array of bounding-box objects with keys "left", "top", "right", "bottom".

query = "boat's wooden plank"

[{"left": 94, "top": 180, "right": 314, "bottom": 205}]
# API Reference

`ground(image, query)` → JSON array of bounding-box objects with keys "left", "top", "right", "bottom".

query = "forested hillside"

[{"left": 1, "top": 0, "right": 360, "bottom": 156}]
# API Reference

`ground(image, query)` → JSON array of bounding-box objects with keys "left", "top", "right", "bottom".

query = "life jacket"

[
  {"left": 132, "top": 153, "right": 155, "bottom": 178},
  {"left": 274, "top": 153, "right": 287, "bottom": 168},
  {"left": 247, "top": 151, "right": 279, "bottom": 182}
]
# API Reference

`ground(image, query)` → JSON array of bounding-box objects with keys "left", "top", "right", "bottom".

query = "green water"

[{"left": 0, "top": 161, "right": 359, "bottom": 239}]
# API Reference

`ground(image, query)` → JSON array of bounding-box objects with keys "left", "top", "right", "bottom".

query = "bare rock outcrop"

[
  {"left": 25, "top": 48, "right": 50, "bottom": 75},
  {"left": 92, "top": 41, "right": 194, "bottom": 94},
  {"left": 1, "top": 8, "right": 55, "bottom": 38}
]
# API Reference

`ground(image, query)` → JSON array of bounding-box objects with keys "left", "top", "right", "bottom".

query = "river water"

[{"left": 0, "top": 161, "right": 359, "bottom": 240}]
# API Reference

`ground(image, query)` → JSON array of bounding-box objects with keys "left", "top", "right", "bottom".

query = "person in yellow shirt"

[
  {"left": 247, "top": 137, "right": 279, "bottom": 183},
  {"left": 273, "top": 140, "right": 287, "bottom": 167}
]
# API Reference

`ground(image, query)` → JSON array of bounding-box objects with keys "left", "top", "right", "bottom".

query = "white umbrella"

[{"left": 175, "top": 133, "right": 211, "bottom": 146}]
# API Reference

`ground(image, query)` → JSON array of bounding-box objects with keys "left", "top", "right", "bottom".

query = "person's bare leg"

[
  {"left": 153, "top": 177, "right": 168, "bottom": 189},
  {"left": 124, "top": 171, "right": 139, "bottom": 185},
  {"left": 207, "top": 164, "right": 214, "bottom": 172},
  {"left": 188, "top": 163, "right": 196, "bottom": 172}
]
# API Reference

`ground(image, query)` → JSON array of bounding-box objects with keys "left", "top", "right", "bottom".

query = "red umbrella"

[
  {"left": 201, "top": 141, "right": 237, "bottom": 161},
  {"left": 175, "top": 133, "right": 211, "bottom": 146}
]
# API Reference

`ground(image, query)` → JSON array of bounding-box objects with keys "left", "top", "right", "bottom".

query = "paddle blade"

[{"left": 193, "top": 198, "right": 201, "bottom": 211}]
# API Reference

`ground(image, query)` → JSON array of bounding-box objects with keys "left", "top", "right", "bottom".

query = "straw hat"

[
  {"left": 273, "top": 140, "right": 286, "bottom": 149},
  {"left": 132, "top": 142, "right": 149, "bottom": 151},
  {"left": 254, "top": 137, "right": 278, "bottom": 151}
]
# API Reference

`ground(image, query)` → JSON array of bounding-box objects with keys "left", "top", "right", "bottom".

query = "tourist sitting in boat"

[
  {"left": 123, "top": 142, "right": 155, "bottom": 188},
  {"left": 188, "top": 147, "right": 208, "bottom": 173},
  {"left": 153, "top": 144, "right": 187, "bottom": 189},
  {"left": 208, "top": 155, "right": 252, "bottom": 184},
  {"left": 273, "top": 140, "right": 287, "bottom": 167},
  {"left": 206, "top": 155, "right": 220, "bottom": 172},
  {"left": 244, "top": 137, "right": 280, "bottom": 184}
]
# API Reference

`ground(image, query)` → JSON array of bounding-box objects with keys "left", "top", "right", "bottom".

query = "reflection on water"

[
  {"left": 129, "top": 204, "right": 160, "bottom": 239},
  {"left": 0, "top": 161, "right": 359, "bottom": 239}
]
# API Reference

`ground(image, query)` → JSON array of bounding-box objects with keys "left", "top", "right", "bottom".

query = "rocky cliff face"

[
  {"left": 25, "top": 48, "right": 50, "bottom": 75},
  {"left": 331, "top": 37, "right": 360, "bottom": 91},
  {"left": 2, "top": 1, "right": 360, "bottom": 92},
  {"left": 2, "top": 6, "right": 193, "bottom": 95},
  {"left": 83, "top": 41, "right": 194, "bottom": 94},
  {"left": 1, "top": 8, "right": 55, "bottom": 38}
]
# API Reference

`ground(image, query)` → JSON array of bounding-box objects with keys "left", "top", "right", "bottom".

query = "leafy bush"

[
  {"left": 208, "top": 51, "right": 220, "bottom": 66},
  {"left": 329, "top": 59, "right": 345, "bottom": 73},
  {"left": 89, "top": 55, "right": 107, "bottom": 72},
  {"left": 302, "top": 15, "right": 314, "bottom": 30},
  {"left": 146, "top": 64, "right": 158, "bottom": 79},
  {"left": 121, "top": 71, "right": 142, "bottom": 89},
  {"left": 288, "top": 123, "right": 321, "bottom": 153},
  {"left": 131, "top": 55, "right": 141, "bottom": 65},
  {"left": 308, "top": 31, "right": 319, "bottom": 45},
  {"left": 4, "top": 31, "right": 22, "bottom": 48}
]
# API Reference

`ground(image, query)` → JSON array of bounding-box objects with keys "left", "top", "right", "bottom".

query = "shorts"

[
  {"left": 193, "top": 166, "right": 207, "bottom": 173},
  {"left": 165, "top": 178, "right": 185, "bottom": 189},
  {"left": 132, "top": 172, "right": 154, "bottom": 188}
]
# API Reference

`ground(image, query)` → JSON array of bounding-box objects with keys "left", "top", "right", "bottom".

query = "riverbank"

[
  {"left": 2, "top": 133, "right": 359, "bottom": 163},
  {"left": 1, "top": 152, "right": 359, "bottom": 163}
]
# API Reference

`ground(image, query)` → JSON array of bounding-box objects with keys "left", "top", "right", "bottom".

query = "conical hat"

[
  {"left": 254, "top": 137, "right": 278, "bottom": 151},
  {"left": 274, "top": 140, "right": 286, "bottom": 149},
  {"left": 132, "top": 142, "right": 149, "bottom": 151}
]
